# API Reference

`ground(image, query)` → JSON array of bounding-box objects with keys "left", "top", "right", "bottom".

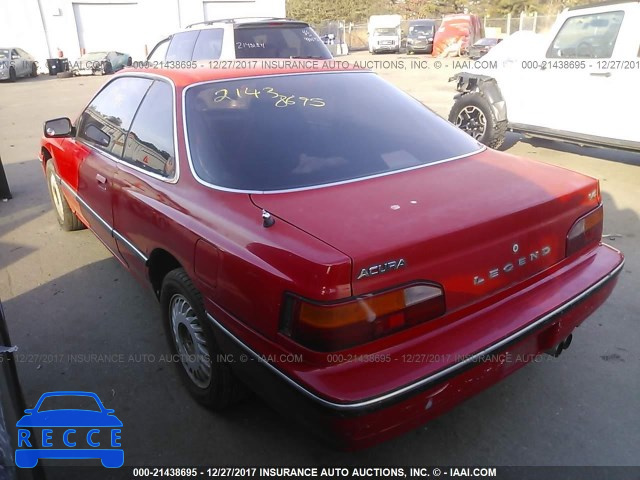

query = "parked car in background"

[
  {"left": 468, "top": 37, "right": 502, "bottom": 59},
  {"left": 0, "top": 48, "right": 37, "bottom": 82},
  {"left": 72, "top": 51, "right": 132, "bottom": 76},
  {"left": 433, "top": 14, "right": 484, "bottom": 57},
  {"left": 39, "top": 64, "right": 623, "bottom": 449},
  {"left": 147, "top": 17, "right": 332, "bottom": 62},
  {"left": 449, "top": 1, "right": 640, "bottom": 151},
  {"left": 406, "top": 19, "right": 437, "bottom": 54}
]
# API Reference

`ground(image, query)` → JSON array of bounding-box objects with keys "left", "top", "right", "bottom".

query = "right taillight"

[
  {"left": 566, "top": 204, "right": 603, "bottom": 257},
  {"left": 281, "top": 283, "right": 446, "bottom": 352}
]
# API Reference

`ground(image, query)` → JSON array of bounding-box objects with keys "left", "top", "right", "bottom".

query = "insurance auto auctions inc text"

[
  {"left": 210, "top": 59, "right": 499, "bottom": 71},
  {"left": 256, "top": 467, "right": 498, "bottom": 477}
]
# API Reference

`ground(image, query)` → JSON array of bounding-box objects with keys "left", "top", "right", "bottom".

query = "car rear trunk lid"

[{"left": 251, "top": 150, "right": 600, "bottom": 311}]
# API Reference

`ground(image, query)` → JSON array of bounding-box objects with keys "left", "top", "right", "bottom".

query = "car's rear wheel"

[
  {"left": 448, "top": 92, "right": 507, "bottom": 149},
  {"left": 9, "top": 67, "right": 17, "bottom": 82},
  {"left": 45, "top": 161, "right": 85, "bottom": 231},
  {"left": 161, "top": 268, "right": 245, "bottom": 409}
]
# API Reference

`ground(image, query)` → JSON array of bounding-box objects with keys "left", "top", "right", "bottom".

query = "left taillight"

[
  {"left": 281, "top": 284, "right": 446, "bottom": 351},
  {"left": 566, "top": 204, "right": 603, "bottom": 257}
]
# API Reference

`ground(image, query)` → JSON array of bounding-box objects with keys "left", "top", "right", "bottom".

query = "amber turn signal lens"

[
  {"left": 566, "top": 204, "right": 603, "bottom": 257},
  {"left": 283, "top": 284, "right": 445, "bottom": 351}
]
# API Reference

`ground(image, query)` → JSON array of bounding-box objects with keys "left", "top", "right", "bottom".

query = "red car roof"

[{"left": 121, "top": 61, "right": 364, "bottom": 87}]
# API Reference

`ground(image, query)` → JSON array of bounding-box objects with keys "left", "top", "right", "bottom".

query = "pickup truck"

[{"left": 449, "top": 0, "right": 640, "bottom": 152}]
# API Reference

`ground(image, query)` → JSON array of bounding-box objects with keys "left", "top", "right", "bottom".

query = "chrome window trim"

[
  {"left": 75, "top": 72, "right": 181, "bottom": 185},
  {"left": 57, "top": 175, "right": 149, "bottom": 264},
  {"left": 207, "top": 255, "right": 624, "bottom": 411},
  {"left": 181, "top": 71, "right": 486, "bottom": 195}
]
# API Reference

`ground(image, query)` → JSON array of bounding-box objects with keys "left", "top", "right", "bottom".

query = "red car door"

[
  {"left": 73, "top": 76, "right": 154, "bottom": 262},
  {"left": 68, "top": 77, "right": 152, "bottom": 263},
  {"left": 110, "top": 79, "right": 181, "bottom": 277}
]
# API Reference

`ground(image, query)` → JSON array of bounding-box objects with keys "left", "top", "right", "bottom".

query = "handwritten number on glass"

[{"left": 213, "top": 87, "right": 325, "bottom": 108}]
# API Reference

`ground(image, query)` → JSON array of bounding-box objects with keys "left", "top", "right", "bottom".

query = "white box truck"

[{"left": 368, "top": 15, "right": 402, "bottom": 54}]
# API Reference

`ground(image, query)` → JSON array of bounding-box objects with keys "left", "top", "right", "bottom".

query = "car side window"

[
  {"left": 192, "top": 28, "right": 223, "bottom": 61},
  {"left": 166, "top": 31, "right": 199, "bottom": 61},
  {"left": 76, "top": 77, "right": 153, "bottom": 157},
  {"left": 11, "top": 49, "right": 20, "bottom": 59},
  {"left": 148, "top": 38, "right": 170, "bottom": 61},
  {"left": 547, "top": 11, "right": 624, "bottom": 59},
  {"left": 122, "top": 81, "right": 176, "bottom": 178}
]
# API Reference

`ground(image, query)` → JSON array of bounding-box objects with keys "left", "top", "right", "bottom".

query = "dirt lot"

[{"left": 0, "top": 53, "right": 639, "bottom": 474}]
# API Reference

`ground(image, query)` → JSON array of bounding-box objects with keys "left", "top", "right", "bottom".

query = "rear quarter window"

[
  {"left": 123, "top": 80, "right": 176, "bottom": 178},
  {"left": 166, "top": 31, "right": 199, "bottom": 61},
  {"left": 192, "top": 28, "right": 224, "bottom": 60}
]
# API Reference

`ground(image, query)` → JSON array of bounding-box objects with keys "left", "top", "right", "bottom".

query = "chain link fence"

[
  {"left": 484, "top": 13, "right": 558, "bottom": 37},
  {"left": 313, "top": 21, "right": 369, "bottom": 51}
]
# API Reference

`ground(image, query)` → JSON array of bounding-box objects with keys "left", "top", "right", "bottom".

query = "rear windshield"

[
  {"left": 184, "top": 72, "right": 481, "bottom": 192},
  {"left": 234, "top": 25, "right": 332, "bottom": 59}
]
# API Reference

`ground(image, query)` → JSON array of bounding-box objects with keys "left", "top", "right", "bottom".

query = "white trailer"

[{"left": 368, "top": 14, "right": 402, "bottom": 54}]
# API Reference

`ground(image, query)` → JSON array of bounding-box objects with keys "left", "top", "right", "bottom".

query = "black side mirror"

[
  {"left": 44, "top": 118, "right": 74, "bottom": 138},
  {"left": 84, "top": 125, "right": 111, "bottom": 148}
]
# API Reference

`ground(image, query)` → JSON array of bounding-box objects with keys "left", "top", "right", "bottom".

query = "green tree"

[{"left": 286, "top": 0, "right": 390, "bottom": 23}]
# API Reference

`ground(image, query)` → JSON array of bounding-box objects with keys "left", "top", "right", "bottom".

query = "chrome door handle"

[{"left": 96, "top": 173, "right": 107, "bottom": 185}]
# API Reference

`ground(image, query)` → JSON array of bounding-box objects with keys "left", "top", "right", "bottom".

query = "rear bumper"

[{"left": 210, "top": 244, "right": 623, "bottom": 449}]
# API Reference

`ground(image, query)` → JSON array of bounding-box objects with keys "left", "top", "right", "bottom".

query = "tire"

[
  {"left": 9, "top": 67, "right": 16, "bottom": 82},
  {"left": 448, "top": 92, "right": 507, "bottom": 149},
  {"left": 31, "top": 63, "right": 38, "bottom": 77},
  {"left": 45, "top": 160, "right": 85, "bottom": 231},
  {"left": 103, "top": 61, "right": 113, "bottom": 75},
  {"left": 161, "top": 268, "right": 245, "bottom": 409}
]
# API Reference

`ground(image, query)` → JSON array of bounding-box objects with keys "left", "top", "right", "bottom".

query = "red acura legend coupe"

[{"left": 39, "top": 64, "right": 624, "bottom": 449}]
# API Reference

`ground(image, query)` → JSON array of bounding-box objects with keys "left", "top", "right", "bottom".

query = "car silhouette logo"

[{"left": 15, "top": 391, "right": 123, "bottom": 468}]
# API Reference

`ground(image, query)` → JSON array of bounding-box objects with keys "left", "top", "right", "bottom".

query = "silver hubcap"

[
  {"left": 455, "top": 106, "right": 487, "bottom": 140},
  {"left": 49, "top": 173, "right": 65, "bottom": 220},
  {"left": 170, "top": 294, "right": 211, "bottom": 388}
]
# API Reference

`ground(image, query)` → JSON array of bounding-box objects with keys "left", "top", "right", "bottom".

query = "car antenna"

[{"left": 262, "top": 209, "right": 276, "bottom": 228}]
